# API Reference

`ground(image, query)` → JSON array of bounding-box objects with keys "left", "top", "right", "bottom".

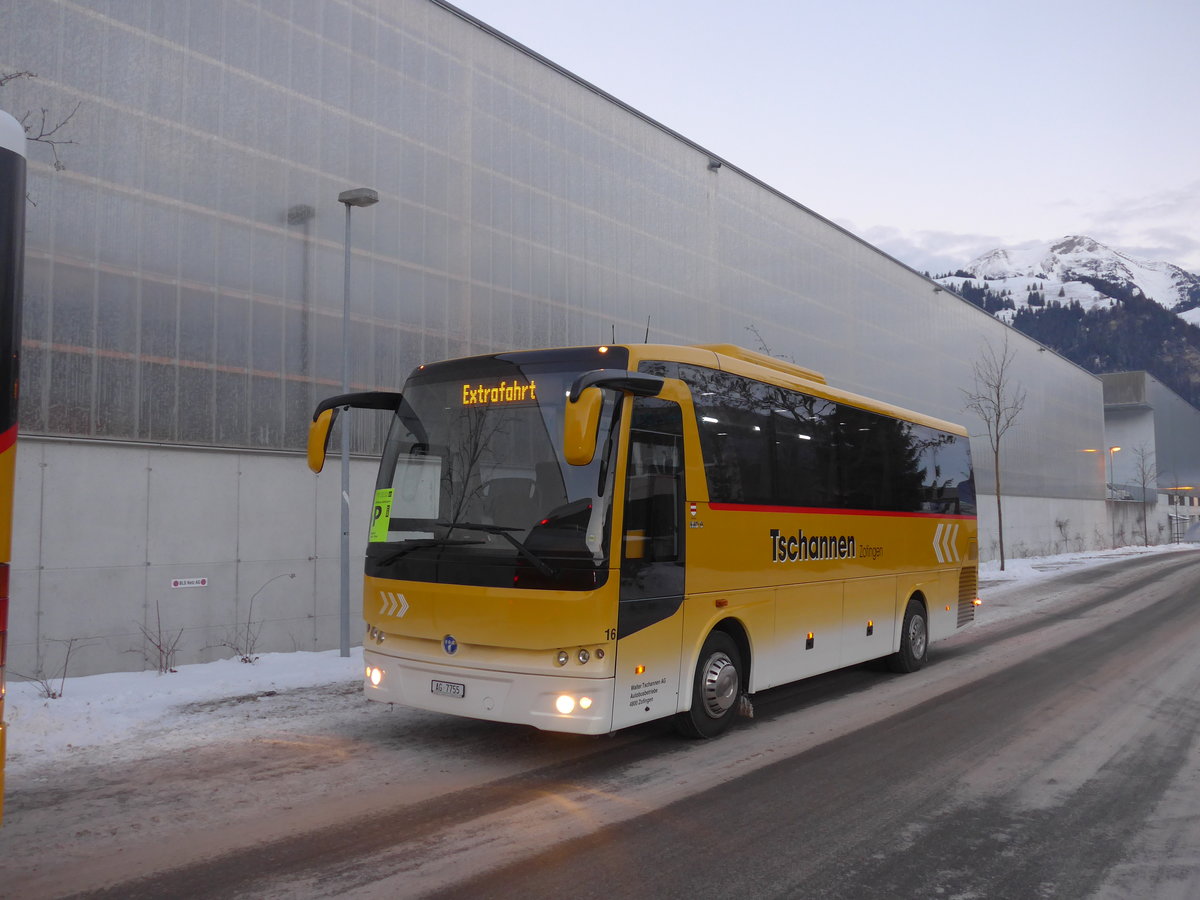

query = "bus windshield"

[{"left": 367, "top": 348, "right": 625, "bottom": 591}]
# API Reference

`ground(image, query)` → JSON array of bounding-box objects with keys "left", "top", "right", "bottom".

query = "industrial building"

[
  {"left": 0, "top": 0, "right": 1155, "bottom": 677},
  {"left": 1101, "top": 372, "right": 1200, "bottom": 545}
]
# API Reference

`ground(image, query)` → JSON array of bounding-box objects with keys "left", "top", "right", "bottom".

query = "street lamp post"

[{"left": 337, "top": 187, "right": 379, "bottom": 658}]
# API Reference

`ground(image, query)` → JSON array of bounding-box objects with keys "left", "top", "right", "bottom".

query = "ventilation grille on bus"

[{"left": 957, "top": 565, "right": 978, "bottom": 627}]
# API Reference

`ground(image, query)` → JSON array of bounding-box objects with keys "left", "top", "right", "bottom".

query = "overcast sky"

[{"left": 452, "top": 0, "right": 1200, "bottom": 276}]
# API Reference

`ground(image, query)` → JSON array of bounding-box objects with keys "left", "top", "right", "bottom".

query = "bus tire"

[
  {"left": 887, "top": 597, "right": 929, "bottom": 674},
  {"left": 676, "top": 630, "right": 742, "bottom": 739}
]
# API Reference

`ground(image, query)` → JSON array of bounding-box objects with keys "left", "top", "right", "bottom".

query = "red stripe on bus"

[
  {"left": 707, "top": 502, "right": 976, "bottom": 520},
  {"left": 0, "top": 424, "right": 14, "bottom": 454}
]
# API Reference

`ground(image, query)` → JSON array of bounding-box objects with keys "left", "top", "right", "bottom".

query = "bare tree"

[
  {"left": 12, "top": 636, "right": 86, "bottom": 699},
  {"left": 1, "top": 70, "right": 81, "bottom": 172},
  {"left": 137, "top": 597, "right": 184, "bottom": 674},
  {"left": 1129, "top": 443, "right": 1159, "bottom": 547},
  {"left": 963, "top": 332, "right": 1027, "bottom": 570},
  {"left": 744, "top": 324, "right": 796, "bottom": 363}
]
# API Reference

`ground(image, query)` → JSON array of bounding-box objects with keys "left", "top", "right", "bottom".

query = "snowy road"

[{"left": 3, "top": 549, "right": 1199, "bottom": 897}]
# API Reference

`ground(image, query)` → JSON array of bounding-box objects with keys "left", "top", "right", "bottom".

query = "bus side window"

[{"left": 625, "top": 473, "right": 678, "bottom": 560}]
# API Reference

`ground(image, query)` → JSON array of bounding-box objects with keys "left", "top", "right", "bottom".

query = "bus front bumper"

[{"left": 362, "top": 648, "right": 615, "bottom": 735}]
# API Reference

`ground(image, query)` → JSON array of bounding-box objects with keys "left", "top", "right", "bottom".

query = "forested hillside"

[
  {"left": 937, "top": 237, "right": 1200, "bottom": 407},
  {"left": 1011, "top": 294, "right": 1200, "bottom": 406}
]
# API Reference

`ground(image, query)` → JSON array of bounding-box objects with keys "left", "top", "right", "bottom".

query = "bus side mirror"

[
  {"left": 307, "top": 390, "right": 404, "bottom": 474},
  {"left": 307, "top": 408, "right": 337, "bottom": 473},
  {"left": 563, "top": 386, "right": 603, "bottom": 466}
]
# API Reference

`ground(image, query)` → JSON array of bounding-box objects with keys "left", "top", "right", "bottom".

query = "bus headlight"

[
  {"left": 368, "top": 667, "right": 383, "bottom": 687},
  {"left": 579, "top": 696, "right": 593, "bottom": 710},
  {"left": 555, "top": 695, "right": 576, "bottom": 714},
  {"left": 556, "top": 651, "right": 569, "bottom": 666}
]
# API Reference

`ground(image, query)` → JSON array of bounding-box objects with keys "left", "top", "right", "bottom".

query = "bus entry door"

[{"left": 612, "top": 397, "right": 685, "bottom": 729}]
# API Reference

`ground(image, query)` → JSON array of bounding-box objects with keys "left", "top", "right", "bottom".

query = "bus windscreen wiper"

[
  {"left": 377, "top": 537, "right": 484, "bottom": 567},
  {"left": 438, "top": 521, "right": 559, "bottom": 579}
]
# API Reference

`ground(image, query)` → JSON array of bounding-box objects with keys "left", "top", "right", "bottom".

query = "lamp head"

[{"left": 338, "top": 187, "right": 379, "bottom": 208}]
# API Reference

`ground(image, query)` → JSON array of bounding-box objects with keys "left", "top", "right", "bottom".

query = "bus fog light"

[
  {"left": 369, "top": 667, "right": 383, "bottom": 687},
  {"left": 555, "top": 695, "right": 576, "bottom": 714},
  {"left": 579, "top": 696, "right": 593, "bottom": 710}
]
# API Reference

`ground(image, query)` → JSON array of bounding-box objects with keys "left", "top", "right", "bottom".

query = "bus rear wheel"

[
  {"left": 676, "top": 630, "right": 742, "bottom": 739},
  {"left": 887, "top": 597, "right": 929, "bottom": 673}
]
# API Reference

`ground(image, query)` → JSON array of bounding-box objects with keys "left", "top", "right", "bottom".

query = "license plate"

[{"left": 431, "top": 679, "right": 465, "bottom": 699}]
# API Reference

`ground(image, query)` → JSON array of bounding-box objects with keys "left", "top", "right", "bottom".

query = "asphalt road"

[
  {"left": 436, "top": 550, "right": 1200, "bottom": 900},
  {"left": 7, "top": 550, "right": 1200, "bottom": 899}
]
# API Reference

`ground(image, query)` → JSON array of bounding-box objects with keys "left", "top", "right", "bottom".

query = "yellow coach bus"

[{"left": 309, "top": 343, "right": 978, "bottom": 738}]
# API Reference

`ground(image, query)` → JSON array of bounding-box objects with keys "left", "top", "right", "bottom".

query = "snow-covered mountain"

[{"left": 938, "top": 236, "right": 1200, "bottom": 325}]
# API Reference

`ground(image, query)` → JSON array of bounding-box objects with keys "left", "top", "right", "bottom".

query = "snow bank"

[{"left": 4, "top": 648, "right": 364, "bottom": 768}]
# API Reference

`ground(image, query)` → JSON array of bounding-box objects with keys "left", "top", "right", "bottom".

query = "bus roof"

[{"left": 622, "top": 343, "right": 969, "bottom": 438}]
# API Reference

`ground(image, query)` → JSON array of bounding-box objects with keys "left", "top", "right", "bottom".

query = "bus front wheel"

[
  {"left": 676, "top": 630, "right": 742, "bottom": 739},
  {"left": 887, "top": 598, "right": 929, "bottom": 673}
]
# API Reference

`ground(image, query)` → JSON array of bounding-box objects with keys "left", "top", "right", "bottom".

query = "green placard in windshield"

[{"left": 370, "top": 488, "right": 393, "bottom": 542}]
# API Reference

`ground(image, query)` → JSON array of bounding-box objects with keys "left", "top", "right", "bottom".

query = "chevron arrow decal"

[
  {"left": 933, "top": 523, "right": 961, "bottom": 564},
  {"left": 379, "top": 591, "right": 410, "bottom": 617}
]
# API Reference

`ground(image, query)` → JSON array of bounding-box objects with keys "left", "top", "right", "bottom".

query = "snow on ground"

[
  {"left": 2, "top": 544, "right": 1190, "bottom": 777},
  {"left": 3, "top": 647, "right": 368, "bottom": 778}
]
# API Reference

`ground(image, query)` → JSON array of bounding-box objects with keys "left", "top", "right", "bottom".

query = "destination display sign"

[{"left": 461, "top": 380, "right": 538, "bottom": 406}]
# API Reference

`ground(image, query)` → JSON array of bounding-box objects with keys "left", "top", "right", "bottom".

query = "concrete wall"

[
  {"left": 11, "top": 432, "right": 1116, "bottom": 679},
  {"left": 975, "top": 493, "right": 1108, "bottom": 561},
  {"left": 8, "top": 437, "right": 377, "bottom": 679}
]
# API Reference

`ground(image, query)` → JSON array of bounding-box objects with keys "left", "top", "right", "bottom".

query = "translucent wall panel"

[{"left": 2, "top": 0, "right": 1105, "bottom": 500}]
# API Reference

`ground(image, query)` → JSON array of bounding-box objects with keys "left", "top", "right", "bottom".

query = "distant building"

[
  {"left": 3, "top": 0, "right": 1110, "bottom": 676},
  {"left": 1102, "top": 372, "right": 1200, "bottom": 543}
]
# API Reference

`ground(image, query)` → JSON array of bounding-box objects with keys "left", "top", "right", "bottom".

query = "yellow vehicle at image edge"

[
  {"left": 308, "top": 344, "right": 979, "bottom": 738},
  {"left": 1, "top": 111, "right": 28, "bottom": 823}
]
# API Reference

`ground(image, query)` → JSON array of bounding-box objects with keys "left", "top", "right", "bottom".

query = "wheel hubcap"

[
  {"left": 701, "top": 652, "right": 738, "bottom": 719},
  {"left": 909, "top": 615, "right": 928, "bottom": 659}
]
